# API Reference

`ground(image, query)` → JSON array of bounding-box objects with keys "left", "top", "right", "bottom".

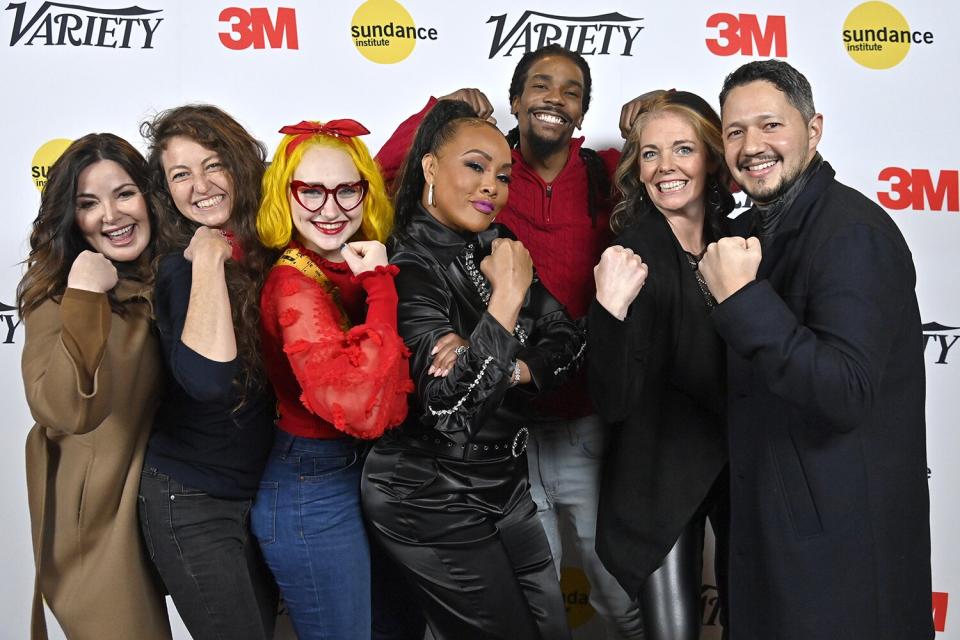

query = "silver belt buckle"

[{"left": 511, "top": 426, "right": 529, "bottom": 458}]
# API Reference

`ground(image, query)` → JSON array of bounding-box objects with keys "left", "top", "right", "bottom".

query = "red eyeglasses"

[{"left": 290, "top": 179, "right": 368, "bottom": 212}]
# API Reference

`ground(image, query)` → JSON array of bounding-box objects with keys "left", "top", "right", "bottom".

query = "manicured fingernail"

[
  {"left": 431, "top": 346, "right": 439, "bottom": 355},
  {"left": 340, "top": 243, "right": 348, "bottom": 252}
]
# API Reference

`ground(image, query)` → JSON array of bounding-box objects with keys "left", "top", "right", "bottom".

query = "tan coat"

[{"left": 23, "top": 283, "right": 171, "bottom": 640}]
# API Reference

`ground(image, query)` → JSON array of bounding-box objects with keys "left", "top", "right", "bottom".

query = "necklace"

[{"left": 684, "top": 250, "right": 717, "bottom": 310}]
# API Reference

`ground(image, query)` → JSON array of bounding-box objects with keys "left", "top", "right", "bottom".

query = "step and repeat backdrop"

[{"left": 1, "top": 1, "right": 956, "bottom": 638}]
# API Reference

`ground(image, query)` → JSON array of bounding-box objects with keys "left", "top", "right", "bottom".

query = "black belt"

[{"left": 395, "top": 427, "right": 529, "bottom": 461}]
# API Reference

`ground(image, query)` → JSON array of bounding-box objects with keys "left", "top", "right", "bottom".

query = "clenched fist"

[
  {"left": 340, "top": 240, "right": 388, "bottom": 275},
  {"left": 698, "top": 236, "right": 762, "bottom": 303},
  {"left": 67, "top": 250, "right": 118, "bottom": 293},
  {"left": 183, "top": 226, "right": 232, "bottom": 265},
  {"left": 481, "top": 238, "right": 533, "bottom": 304},
  {"left": 594, "top": 245, "right": 648, "bottom": 320}
]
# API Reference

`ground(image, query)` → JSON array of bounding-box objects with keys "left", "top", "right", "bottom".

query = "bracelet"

[{"left": 511, "top": 360, "right": 522, "bottom": 386}]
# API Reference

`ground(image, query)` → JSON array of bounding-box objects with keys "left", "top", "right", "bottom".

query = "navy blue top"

[{"left": 145, "top": 253, "right": 274, "bottom": 499}]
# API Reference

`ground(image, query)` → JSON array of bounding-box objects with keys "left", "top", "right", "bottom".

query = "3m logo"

[
  {"left": 219, "top": 7, "right": 298, "bottom": 50},
  {"left": 878, "top": 168, "right": 959, "bottom": 212},
  {"left": 706, "top": 13, "right": 787, "bottom": 57},
  {"left": 932, "top": 591, "right": 948, "bottom": 632}
]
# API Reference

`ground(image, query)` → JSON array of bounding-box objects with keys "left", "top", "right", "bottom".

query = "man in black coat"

[{"left": 698, "top": 59, "right": 934, "bottom": 639}]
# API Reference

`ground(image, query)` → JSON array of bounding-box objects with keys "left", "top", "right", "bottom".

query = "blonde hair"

[{"left": 257, "top": 126, "right": 393, "bottom": 249}]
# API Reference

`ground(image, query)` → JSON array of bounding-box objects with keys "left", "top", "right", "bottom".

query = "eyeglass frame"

[{"left": 289, "top": 179, "right": 369, "bottom": 213}]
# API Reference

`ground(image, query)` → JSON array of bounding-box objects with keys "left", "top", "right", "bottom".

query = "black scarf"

[{"left": 753, "top": 153, "right": 824, "bottom": 245}]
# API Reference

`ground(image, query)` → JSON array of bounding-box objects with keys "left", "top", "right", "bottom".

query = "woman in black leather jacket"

[{"left": 361, "top": 100, "right": 582, "bottom": 639}]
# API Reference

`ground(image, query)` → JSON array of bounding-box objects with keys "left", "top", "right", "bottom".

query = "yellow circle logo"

[
  {"left": 31, "top": 138, "right": 73, "bottom": 192},
  {"left": 843, "top": 2, "right": 922, "bottom": 69},
  {"left": 560, "top": 566, "right": 596, "bottom": 629},
  {"left": 351, "top": 0, "right": 416, "bottom": 64}
]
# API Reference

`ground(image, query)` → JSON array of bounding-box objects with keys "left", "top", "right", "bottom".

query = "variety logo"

[
  {"left": 487, "top": 11, "right": 643, "bottom": 58},
  {"left": 878, "top": 168, "right": 959, "bottom": 213},
  {"left": 0, "top": 303, "right": 22, "bottom": 345},
  {"left": 219, "top": 7, "right": 298, "bottom": 50},
  {"left": 706, "top": 13, "right": 787, "bottom": 57},
  {"left": 350, "top": 0, "right": 437, "bottom": 65},
  {"left": 842, "top": 1, "right": 933, "bottom": 69},
  {"left": 922, "top": 323, "right": 958, "bottom": 365},
  {"left": 932, "top": 591, "right": 948, "bottom": 633},
  {"left": 31, "top": 138, "right": 73, "bottom": 192},
  {"left": 6, "top": 1, "right": 162, "bottom": 48}
]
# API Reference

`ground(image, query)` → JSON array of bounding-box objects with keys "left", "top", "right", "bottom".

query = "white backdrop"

[{"left": 1, "top": 1, "right": 956, "bottom": 638}]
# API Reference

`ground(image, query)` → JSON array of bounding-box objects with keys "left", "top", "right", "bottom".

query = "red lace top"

[{"left": 259, "top": 242, "right": 412, "bottom": 440}]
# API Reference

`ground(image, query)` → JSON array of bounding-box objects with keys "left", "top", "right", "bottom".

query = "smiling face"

[
  {"left": 638, "top": 112, "right": 710, "bottom": 221},
  {"left": 510, "top": 55, "right": 585, "bottom": 158},
  {"left": 721, "top": 80, "right": 822, "bottom": 205},
  {"left": 161, "top": 135, "right": 235, "bottom": 228},
  {"left": 423, "top": 123, "right": 512, "bottom": 234},
  {"left": 289, "top": 145, "right": 364, "bottom": 261},
  {"left": 74, "top": 159, "right": 151, "bottom": 262}
]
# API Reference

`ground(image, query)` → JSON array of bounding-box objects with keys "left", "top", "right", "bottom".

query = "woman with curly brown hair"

[
  {"left": 136, "top": 104, "right": 278, "bottom": 640},
  {"left": 590, "top": 90, "right": 733, "bottom": 640},
  {"left": 19, "top": 133, "right": 171, "bottom": 640}
]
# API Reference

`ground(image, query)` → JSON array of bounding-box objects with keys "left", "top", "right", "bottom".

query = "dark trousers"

[
  {"left": 363, "top": 447, "right": 571, "bottom": 640},
  {"left": 640, "top": 472, "right": 730, "bottom": 640},
  {"left": 138, "top": 467, "right": 278, "bottom": 640}
]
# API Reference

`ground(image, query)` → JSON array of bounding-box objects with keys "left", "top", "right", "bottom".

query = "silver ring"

[{"left": 454, "top": 345, "right": 469, "bottom": 357}]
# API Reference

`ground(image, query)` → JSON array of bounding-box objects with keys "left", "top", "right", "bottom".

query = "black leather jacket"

[{"left": 389, "top": 208, "right": 585, "bottom": 445}]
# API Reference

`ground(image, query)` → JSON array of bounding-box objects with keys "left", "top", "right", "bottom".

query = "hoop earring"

[{"left": 428, "top": 183, "right": 436, "bottom": 208}]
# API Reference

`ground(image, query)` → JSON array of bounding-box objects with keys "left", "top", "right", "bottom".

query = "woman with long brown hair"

[
  {"left": 20, "top": 133, "right": 171, "bottom": 640},
  {"left": 136, "top": 104, "right": 278, "bottom": 640}
]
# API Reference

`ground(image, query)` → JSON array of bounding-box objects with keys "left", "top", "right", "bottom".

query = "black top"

[
  {"left": 590, "top": 209, "right": 727, "bottom": 597},
  {"left": 388, "top": 208, "right": 586, "bottom": 445},
  {"left": 145, "top": 253, "right": 274, "bottom": 499}
]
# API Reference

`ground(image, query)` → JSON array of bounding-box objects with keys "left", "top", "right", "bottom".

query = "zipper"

[{"left": 545, "top": 183, "right": 553, "bottom": 222}]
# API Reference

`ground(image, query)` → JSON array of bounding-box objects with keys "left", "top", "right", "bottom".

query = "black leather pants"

[{"left": 639, "top": 518, "right": 705, "bottom": 640}]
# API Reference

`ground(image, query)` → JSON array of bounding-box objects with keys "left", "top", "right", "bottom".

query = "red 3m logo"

[
  {"left": 706, "top": 13, "right": 787, "bottom": 57},
  {"left": 219, "top": 7, "right": 298, "bottom": 50},
  {"left": 878, "top": 168, "right": 959, "bottom": 212},
  {"left": 933, "top": 592, "right": 948, "bottom": 632}
]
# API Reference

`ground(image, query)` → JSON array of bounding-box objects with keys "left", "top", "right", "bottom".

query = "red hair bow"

[{"left": 279, "top": 119, "right": 370, "bottom": 157}]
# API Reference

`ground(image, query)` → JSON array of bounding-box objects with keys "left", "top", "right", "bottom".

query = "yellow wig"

[{"left": 257, "top": 124, "right": 394, "bottom": 249}]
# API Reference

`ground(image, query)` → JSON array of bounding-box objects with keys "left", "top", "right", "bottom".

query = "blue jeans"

[
  {"left": 137, "top": 467, "right": 277, "bottom": 640},
  {"left": 251, "top": 430, "right": 370, "bottom": 640},
  {"left": 527, "top": 414, "right": 645, "bottom": 639}
]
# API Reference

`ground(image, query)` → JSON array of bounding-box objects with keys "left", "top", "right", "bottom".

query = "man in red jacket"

[{"left": 376, "top": 44, "right": 648, "bottom": 638}]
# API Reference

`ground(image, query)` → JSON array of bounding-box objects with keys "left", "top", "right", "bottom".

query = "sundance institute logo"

[
  {"left": 31, "top": 138, "right": 72, "bottom": 191},
  {"left": 350, "top": 0, "right": 437, "bottom": 64},
  {"left": 842, "top": 1, "right": 933, "bottom": 69}
]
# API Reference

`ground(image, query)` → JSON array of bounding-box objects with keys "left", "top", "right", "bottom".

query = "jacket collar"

[
  {"left": 511, "top": 136, "right": 586, "bottom": 184},
  {"left": 402, "top": 206, "right": 501, "bottom": 267}
]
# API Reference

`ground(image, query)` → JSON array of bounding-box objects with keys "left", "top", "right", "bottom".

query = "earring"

[
  {"left": 708, "top": 177, "right": 722, "bottom": 209},
  {"left": 428, "top": 182, "right": 436, "bottom": 208}
]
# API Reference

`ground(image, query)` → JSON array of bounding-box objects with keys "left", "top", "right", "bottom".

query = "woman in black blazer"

[{"left": 589, "top": 90, "right": 735, "bottom": 640}]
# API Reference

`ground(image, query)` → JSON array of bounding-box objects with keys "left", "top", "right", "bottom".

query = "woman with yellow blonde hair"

[{"left": 251, "top": 119, "right": 411, "bottom": 640}]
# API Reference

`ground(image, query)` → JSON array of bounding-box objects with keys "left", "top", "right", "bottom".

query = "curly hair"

[
  {"left": 141, "top": 104, "right": 274, "bottom": 399},
  {"left": 391, "top": 100, "right": 502, "bottom": 239},
  {"left": 611, "top": 90, "right": 735, "bottom": 239},
  {"left": 18, "top": 133, "right": 160, "bottom": 318},
  {"left": 258, "top": 125, "right": 393, "bottom": 249}
]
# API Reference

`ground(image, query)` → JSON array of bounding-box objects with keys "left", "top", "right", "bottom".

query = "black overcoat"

[
  {"left": 590, "top": 210, "right": 727, "bottom": 598},
  {"left": 712, "top": 162, "right": 933, "bottom": 639}
]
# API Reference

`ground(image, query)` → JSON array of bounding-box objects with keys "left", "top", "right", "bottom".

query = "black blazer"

[
  {"left": 590, "top": 210, "right": 727, "bottom": 598},
  {"left": 713, "top": 162, "right": 933, "bottom": 639}
]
